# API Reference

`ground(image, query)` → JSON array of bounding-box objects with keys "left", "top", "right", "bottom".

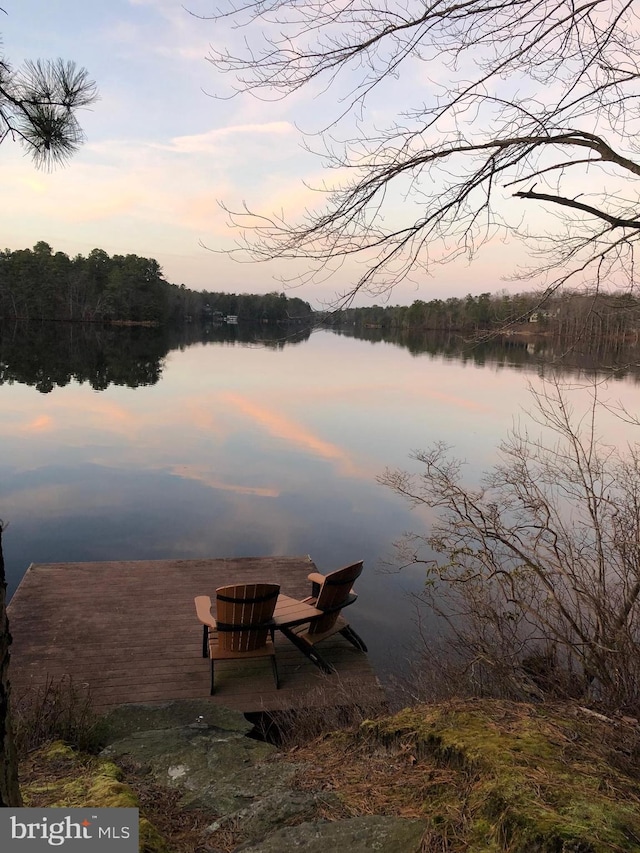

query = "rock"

[
  {"left": 101, "top": 699, "right": 252, "bottom": 741},
  {"left": 99, "top": 699, "right": 331, "bottom": 843},
  {"left": 103, "top": 724, "right": 274, "bottom": 805},
  {"left": 233, "top": 816, "right": 426, "bottom": 852},
  {"left": 215, "top": 789, "right": 337, "bottom": 842}
]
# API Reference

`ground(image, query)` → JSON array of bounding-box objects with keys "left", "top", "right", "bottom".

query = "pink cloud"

[
  {"left": 222, "top": 392, "right": 364, "bottom": 477},
  {"left": 22, "top": 415, "right": 54, "bottom": 433}
]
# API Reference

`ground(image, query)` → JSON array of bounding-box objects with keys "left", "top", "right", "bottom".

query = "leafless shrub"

[
  {"left": 250, "top": 677, "right": 387, "bottom": 748},
  {"left": 380, "top": 379, "right": 640, "bottom": 714},
  {"left": 12, "top": 676, "right": 107, "bottom": 756}
]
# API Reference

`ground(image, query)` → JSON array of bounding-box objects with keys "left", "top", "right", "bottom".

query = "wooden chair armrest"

[
  {"left": 307, "top": 572, "right": 327, "bottom": 598},
  {"left": 194, "top": 595, "right": 217, "bottom": 629}
]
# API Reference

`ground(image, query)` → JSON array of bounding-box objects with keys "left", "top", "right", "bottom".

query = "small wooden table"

[{"left": 273, "top": 594, "right": 335, "bottom": 674}]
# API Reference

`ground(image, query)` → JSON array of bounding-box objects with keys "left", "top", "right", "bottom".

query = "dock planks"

[{"left": 8, "top": 557, "right": 385, "bottom": 713}]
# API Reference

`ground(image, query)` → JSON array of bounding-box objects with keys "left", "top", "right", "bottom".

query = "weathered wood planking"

[{"left": 8, "top": 557, "right": 385, "bottom": 713}]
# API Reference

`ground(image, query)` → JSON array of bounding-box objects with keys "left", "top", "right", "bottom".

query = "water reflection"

[
  {"left": 2, "top": 321, "right": 639, "bottom": 395},
  {"left": 0, "top": 322, "right": 166, "bottom": 392},
  {"left": 334, "top": 325, "right": 640, "bottom": 379},
  {"left": 2, "top": 321, "right": 640, "bottom": 681},
  {"left": 173, "top": 322, "right": 313, "bottom": 352},
  {"left": 0, "top": 321, "right": 313, "bottom": 393}
]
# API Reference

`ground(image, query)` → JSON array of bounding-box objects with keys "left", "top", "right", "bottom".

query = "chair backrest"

[
  {"left": 215, "top": 583, "right": 280, "bottom": 652},
  {"left": 309, "top": 561, "right": 363, "bottom": 635}
]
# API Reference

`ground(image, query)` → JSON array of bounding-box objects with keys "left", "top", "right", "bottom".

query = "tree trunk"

[{"left": 0, "top": 524, "right": 22, "bottom": 806}]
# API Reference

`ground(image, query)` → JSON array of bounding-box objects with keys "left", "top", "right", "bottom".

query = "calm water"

[{"left": 3, "top": 322, "right": 640, "bottom": 683}]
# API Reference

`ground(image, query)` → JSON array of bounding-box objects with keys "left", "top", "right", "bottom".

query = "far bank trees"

[
  {"left": 203, "top": 0, "right": 640, "bottom": 307},
  {"left": 0, "top": 244, "right": 313, "bottom": 324},
  {"left": 334, "top": 290, "right": 640, "bottom": 339},
  {"left": 0, "top": 244, "right": 168, "bottom": 324}
]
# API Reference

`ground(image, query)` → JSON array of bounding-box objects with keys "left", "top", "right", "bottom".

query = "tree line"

[
  {"left": 331, "top": 290, "right": 640, "bottom": 340},
  {"left": 0, "top": 243, "right": 313, "bottom": 325},
  {"left": 3, "top": 243, "right": 639, "bottom": 340},
  {"left": 165, "top": 282, "right": 312, "bottom": 326}
]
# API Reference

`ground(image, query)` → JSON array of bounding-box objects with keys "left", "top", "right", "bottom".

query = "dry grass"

[
  {"left": 249, "top": 676, "right": 388, "bottom": 748},
  {"left": 19, "top": 744, "right": 223, "bottom": 853},
  {"left": 12, "top": 676, "right": 107, "bottom": 756},
  {"left": 289, "top": 733, "right": 460, "bottom": 820},
  {"left": 279, "top": 699, "right": 640, "bottom": 853}
]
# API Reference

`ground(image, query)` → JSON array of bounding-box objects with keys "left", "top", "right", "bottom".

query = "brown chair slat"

[
  {"left": 194, "top": 583, "right": 280, "bottom": 694},
  {"left": 216, "top": 583, "right": 279, "bottom": 653},
  {"left": 308, "top": 562, "right": 363, "bottom": 636},
  {"left": 272, "top": 562, "right": 367, "bottom": 674}
]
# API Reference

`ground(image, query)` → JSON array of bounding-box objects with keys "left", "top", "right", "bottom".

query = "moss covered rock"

[
  {"left": 354, "top": 700, "right": 640, "bottom": 852},
  {"left": 20, "top": 740, "right": 168, "bottom": 853}
]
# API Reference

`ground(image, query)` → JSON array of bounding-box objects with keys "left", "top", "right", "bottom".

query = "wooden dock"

[{"left": 8, "top": 557, "right": 385, "bottom": 713}]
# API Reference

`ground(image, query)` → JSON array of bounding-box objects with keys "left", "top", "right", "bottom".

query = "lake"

[{"left": 3, "top": 321, "right": 640, "bottom": 686}]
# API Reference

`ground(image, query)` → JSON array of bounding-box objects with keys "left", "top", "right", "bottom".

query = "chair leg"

[
  {"left": 279, "top": 627, "right": 336, "bottom": 674},
  {"left": 202, "top": 625, "right": 209, "bottom": 658},
  {"left": 271, "top": 654, "right": 280, "bottom": 689},
  {"left": 210, "top": 660, "right": 215, "bottom": 695},
  {"left": 340, "top": 625, "right": 368, "bottom": 652}
]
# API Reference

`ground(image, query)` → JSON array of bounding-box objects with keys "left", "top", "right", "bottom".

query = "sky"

[{"left": 1, "top": 0, "right": 534, "bottom": 307}]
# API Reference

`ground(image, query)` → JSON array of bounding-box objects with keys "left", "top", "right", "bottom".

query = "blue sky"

[{"left": 1, "top": 0, "right": 530, "bottom": 306}]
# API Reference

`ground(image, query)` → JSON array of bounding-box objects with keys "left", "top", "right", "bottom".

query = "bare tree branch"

[
  {"left": 198, "top": 0, "right": 640, "bottom": 303},
  {"left": 514, "top": 188, "right": 640, "bottom": 229}
]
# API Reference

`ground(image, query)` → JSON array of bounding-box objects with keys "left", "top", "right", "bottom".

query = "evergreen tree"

[{"left": 0, "top": 49, "right": 97, "bottom": 169}]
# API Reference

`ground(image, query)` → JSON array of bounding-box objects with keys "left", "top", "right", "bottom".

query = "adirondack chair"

[
  {"left": 279, "top": 561, "right": 367, "bottom": 670},
  {"left": 194, "top": 583, "right": 280, "bottom": 694}
]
